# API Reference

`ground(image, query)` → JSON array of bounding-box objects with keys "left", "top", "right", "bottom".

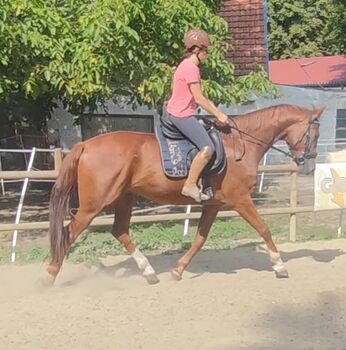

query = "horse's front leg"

[
  {"left": 233, "top": 196, "right": 288, "bottom": 278},
  {"left": 171, "top": 204, "right": 221, "bottom": 280},
  {"left": 112, "top": 193, "right": 159, "bottom": 285}
]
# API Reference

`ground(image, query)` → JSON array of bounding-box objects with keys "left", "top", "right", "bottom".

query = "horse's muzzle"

[{"left": 297, "top": 158, "right": 316, "bottom": 175}]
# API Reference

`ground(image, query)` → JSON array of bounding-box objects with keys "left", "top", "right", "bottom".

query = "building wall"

[
  {"left": 48, "top": 100, "right": 154, "bottom": 150},
  {"left": 48, "top": 101, "right": 82, "bottom": 150}
]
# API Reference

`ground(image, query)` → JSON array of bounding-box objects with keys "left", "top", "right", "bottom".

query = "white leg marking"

[
  {"left": 269, "top": 251, "right": 287, "bottom": 273},
  {"left": 131, "top": 248, "right": 156, "bottom": 275}
]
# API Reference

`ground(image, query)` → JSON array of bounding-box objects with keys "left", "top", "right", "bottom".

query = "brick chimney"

[{"left": 219, "top": 0, "right": 268, "bottom": 76}]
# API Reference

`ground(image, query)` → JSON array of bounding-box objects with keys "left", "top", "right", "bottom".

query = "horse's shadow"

[{"left": 95, "top": 245, "right": 345, "bottom": 279}]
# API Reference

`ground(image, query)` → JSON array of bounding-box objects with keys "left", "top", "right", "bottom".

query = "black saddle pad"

[{"left": 154, "top": 115, "right": 226, "bottom": 178}]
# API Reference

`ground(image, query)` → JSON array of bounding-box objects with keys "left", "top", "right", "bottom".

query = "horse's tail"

[{"left": 49, "top": 142, "right": 84, "bottom": 264}]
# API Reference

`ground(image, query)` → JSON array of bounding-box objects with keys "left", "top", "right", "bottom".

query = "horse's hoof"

[
  {"left": 275, "top": 269, "right": 289, "bottom": 278},
  {"left": 170, "top": 268, "right": 183, "bottom": 281},
  {"left": 144, "top": 273, "right": 160, "bottom": 285},
  {"left": 35, "top": 275, "right": 55, "bottom": 290}
]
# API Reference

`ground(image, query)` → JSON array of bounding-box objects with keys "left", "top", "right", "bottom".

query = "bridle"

[
  {"left": 222, "top": 111, "right": 320, "bottom": 165},
  {"left": 287, "top": 112, "right": 320, "bottom": 165}
]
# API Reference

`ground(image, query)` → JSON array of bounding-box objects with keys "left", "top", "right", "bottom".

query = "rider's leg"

[
  {"left": 168, "top": 114, "right": 215, "bottom": 202},
  {"left": 181, "top": 146, "right": 213, "bottom": 202}
]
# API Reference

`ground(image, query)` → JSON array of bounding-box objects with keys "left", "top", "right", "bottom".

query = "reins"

[
  {"left": 225, "top": 119, "right": 294, "bottom": 159},
  {"left": 219, "top": 111, "right": 319, "bottom": 162}
]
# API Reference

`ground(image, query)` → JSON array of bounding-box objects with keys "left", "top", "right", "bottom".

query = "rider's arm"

[{"left": 189, "top": 82, "right": 228, "bottom": 123}]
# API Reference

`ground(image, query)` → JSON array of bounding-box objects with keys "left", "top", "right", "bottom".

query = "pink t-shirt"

[{"left": 166, "top": 59, "right": 200, "bottom": 117}]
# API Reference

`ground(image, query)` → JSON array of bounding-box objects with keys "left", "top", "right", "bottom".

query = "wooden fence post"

[
  {"left": 54, "top": 148, "right": 62, "bottom": 172},
  {"left": 289, "top": 171, "right": 297, "bottom": 241}
]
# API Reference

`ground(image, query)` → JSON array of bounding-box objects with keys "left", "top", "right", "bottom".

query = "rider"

[{"left": 166, "top": 28, "right": 229, "bottom": 202}]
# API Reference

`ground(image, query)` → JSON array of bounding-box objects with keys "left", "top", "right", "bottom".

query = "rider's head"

[{"left": 183, "top": 29, "right": 211, "bottom": 64}]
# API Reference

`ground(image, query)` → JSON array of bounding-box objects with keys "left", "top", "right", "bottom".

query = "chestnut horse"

[{"left": 45, "top": 104, "right": 324, "bottom": 285}]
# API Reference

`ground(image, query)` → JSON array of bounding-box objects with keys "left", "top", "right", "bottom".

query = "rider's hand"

[{"left": 216, "top": 112, "right": 228, "bottom": 125}]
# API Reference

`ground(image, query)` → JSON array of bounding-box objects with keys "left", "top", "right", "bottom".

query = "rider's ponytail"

[{"left": 177, "top": 47, "right": 199, "bottom": 66}]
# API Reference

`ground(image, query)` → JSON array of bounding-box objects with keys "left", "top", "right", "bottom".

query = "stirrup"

[{"left": 181, "top": 184, "right": 211, "bottom": 203}]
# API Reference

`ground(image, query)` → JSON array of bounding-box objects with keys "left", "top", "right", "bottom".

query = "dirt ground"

[{"left": 1, "top": 239, "right": 346, "bottom": 350}]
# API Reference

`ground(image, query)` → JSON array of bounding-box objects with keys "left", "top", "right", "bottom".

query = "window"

[{"left": 335, "top": 109, "right": 346, "bottom": 148}]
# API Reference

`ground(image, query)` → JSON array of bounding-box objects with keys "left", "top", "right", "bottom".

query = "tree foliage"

[
  {"left": 0, "top": 0, "right": 276, "bottom": 128},
  {"left": 268, "top": 0, "right": 346, "bottom": 59}
]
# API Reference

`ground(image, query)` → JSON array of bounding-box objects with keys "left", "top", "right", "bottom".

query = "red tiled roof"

[{"left": 269, "top": 55, "right": 346, "bottom": 86}]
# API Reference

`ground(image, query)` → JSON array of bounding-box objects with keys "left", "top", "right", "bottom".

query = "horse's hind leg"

[
  {"left": 111, "top": 193, "right": 159, "bottom": 285},
  {"left": 233, "top": 196, "right": 288, "bottom": 278},
  {"left": 46, "top": 207, "right": 100, "bottom": 285}
]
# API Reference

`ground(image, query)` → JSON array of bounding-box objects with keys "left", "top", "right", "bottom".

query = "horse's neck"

[{"left": 238, "top": 109, "right": 298, "bottom": 163}]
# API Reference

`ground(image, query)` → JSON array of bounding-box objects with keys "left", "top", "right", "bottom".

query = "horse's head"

[{"left": 284, "top": 106, "right": 325, "bottom": 175}]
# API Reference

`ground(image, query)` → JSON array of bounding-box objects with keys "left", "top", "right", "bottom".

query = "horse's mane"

[{"left": 233, "top": 104, "right": 308, "bottom": 131}]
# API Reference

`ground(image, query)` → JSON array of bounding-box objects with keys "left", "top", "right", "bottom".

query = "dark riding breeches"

[{"left": 168, "top": 114, "right": 215, "bottom": 153}]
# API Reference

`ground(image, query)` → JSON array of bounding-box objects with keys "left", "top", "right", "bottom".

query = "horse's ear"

[{"left": 313, "top": 106, "right": 326, "bottom": 120}]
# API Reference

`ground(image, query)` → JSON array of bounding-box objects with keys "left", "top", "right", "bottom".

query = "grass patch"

[
  {"left": 297, "top": 224, "right": 340, "bottom": 241},
  {"left": 0, "top": 244, "right": 49, "bottom": 265},
  {"left": 0, "top": 215, "right": 343, "bottom": 266}
]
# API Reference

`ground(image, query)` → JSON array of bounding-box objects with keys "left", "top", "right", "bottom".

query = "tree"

[
  {"left": 323, "top": 0, "right": 346, "bottom": 55},
  {"left": 0, "top": 0, "right": 276, "bottom": 129},
  {"left": 268, "top": 0, "right": 346, "bottom": 59}
]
